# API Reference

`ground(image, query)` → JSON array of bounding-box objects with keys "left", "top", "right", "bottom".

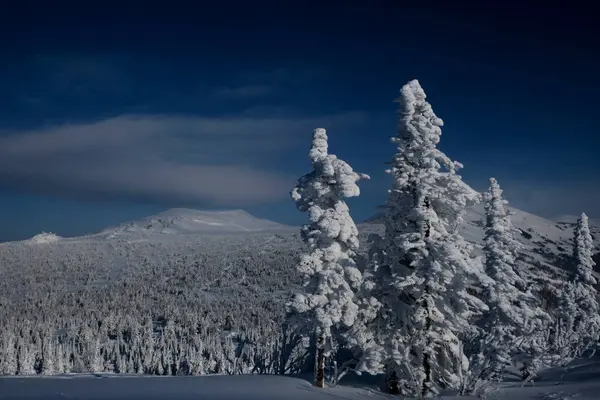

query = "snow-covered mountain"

[
  {"left": 11, "top": 205, "right": 599, "bottom": 281},
  {"left": 7, "top": 203, "right": 600, "bottom": 290},
  {"left": 11, "top": 205, "right": 599, "bottom": 279},
  {"left": 99, "top": 208, "right": 294, "bottom": 237}
]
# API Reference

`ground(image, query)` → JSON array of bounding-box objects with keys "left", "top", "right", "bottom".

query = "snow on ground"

[
  {"left": 0, "top": 374, "right": 389, "bottom": 400},
  {"left": 489, "top": 356, "right": 600, "bottom": 400},
  {"left": 3, "top": 358, "right": 600, "bottom": 400}
]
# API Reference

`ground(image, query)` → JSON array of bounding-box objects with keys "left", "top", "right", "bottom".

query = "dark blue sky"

[{"left": 0, "top": 1, "right": 598, "bottom": 241}]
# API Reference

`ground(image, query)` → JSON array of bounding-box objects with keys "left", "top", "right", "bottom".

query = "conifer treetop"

[
  {"left": 574, "top": 212, "right": 596, "bottom": 285},
  {"left": 483, "top": 177, "right": 526, "bottom": 292},
  {"left": 386, "top": 79, "right": 479, "bottom": 235}
]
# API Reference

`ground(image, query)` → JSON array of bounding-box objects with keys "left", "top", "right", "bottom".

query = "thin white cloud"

[{"left": 0, "top": 112, "right": 369, "bottom": 206}]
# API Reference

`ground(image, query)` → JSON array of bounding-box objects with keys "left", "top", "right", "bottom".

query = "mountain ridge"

[{"left": 8, "top": 205, "right": 600, "bottom": 276}]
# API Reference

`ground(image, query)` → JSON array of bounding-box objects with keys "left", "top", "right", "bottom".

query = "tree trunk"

[
  {"left": 422, "top": 298, "right": 433, "bottom": 398},
  {"left": 314, "top": 332, "right": 325, "bottom": 388},
  {"left": 423, "top": 352, "right": 432, "bottom": 397},
  {"left": 386, "top": 367, "right": 400, "bottom": 394},
  {"left": 422, "top": 196, "right": 433, "bottom": 397}
]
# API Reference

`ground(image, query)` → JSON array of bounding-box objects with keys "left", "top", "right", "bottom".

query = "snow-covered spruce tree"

[
  {"left": 573, "top": 213, "right": 598, "bottom": 293},
  {"left": 552, "top": 213, "right": 600, "bottom": 364},
  {"left": 350, "top": 79, "right": 487, "bottom": 398},
  {"left": 17, "top": 339, "right": 36, "bottom": 375},
  {"left": 466, "top": 178, "right": 548, "bottom": 391},
  {"left": 0, "top": 329, "right": 17, "bottom": 374},
  {"left": 287, "top": 127, "right": 369, "bottom": 388},
  {"left": 41, "top": 335, "right": 55, "bottom": 375},
  {"left": 525, "top": 213, "right": 600, "bottom": 376}
]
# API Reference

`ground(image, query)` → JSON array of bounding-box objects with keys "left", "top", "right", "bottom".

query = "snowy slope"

[
  {"left": 490, "top": 356, "right": 600, "bottom": 400},
  {"left": 552, "top": 214, "right": 600, "bottom": 227},
  {"left": 0, "top": 374, "right": 389, "bottom": 400},
  {"left": 363, "top": 203, "right": 600, "bottom": 281},
  {"left": 100, "top": 208, "right": 294, "bottom": 237},
  {"left": 463, "top": 204, "right": 600, "bottom": 280}
]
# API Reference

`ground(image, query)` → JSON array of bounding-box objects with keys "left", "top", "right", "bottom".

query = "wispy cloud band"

[{"left": 0, "top": 112, "right": 368, "bottom": 206}]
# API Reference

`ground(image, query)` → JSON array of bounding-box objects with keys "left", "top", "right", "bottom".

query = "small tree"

[
  {"left": 55, "top": 343, "right": 66, "bottom": 374},
  {"left": 351, "top": 80, "right": 487, "bottom": 398},
  {"left": 288, "top": 127, "right": 369, "bottom": 388},
  {"left": 528, "top": 213, "right": 600, "bottom": 376},
  {"left": 465, "top": 178, "right": 548, "bottom": 392},
  {"left": 573, "top": 213, "right": 598, "bottom": 290},
  {"left": 0, "top": 330, "right": 17, "bottom": 374},
  {"left": 553, "top": 213, "right": 600, "bottom": 363},
  {"left": 41, "top": 335, "right": 55, "bottom": 375},
  {"left": 17, "top": 340, "right": 36, "bottom": 375}
]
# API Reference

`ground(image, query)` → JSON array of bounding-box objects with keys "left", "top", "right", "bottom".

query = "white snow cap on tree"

[
  {"left": 288, "top": 128, "right": 369, "bottom": 339},
  {"left": 388, "top": 79, "right": 479, "bottom": 233},
  {"left": 350, "top": 79, "right": 486, "bottom": 397}
]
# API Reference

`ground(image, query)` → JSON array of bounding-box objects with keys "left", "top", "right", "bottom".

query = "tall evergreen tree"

[
  {"left": 350, "top": 79, "right": 486, "bottom": 398},
  {"left": 288, "top": 128, "right": 369, "bottom": 388}
]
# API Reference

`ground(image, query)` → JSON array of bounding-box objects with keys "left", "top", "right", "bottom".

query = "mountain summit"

[{"left": 102, "top": 208, "right": 293, "bottom": 237}]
